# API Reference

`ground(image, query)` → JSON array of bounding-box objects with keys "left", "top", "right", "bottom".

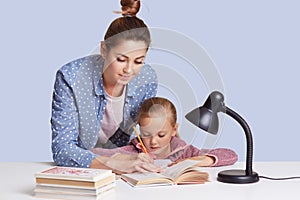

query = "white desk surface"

[{"left": 1, "top": 162, "right": 299, "bottom": 200}]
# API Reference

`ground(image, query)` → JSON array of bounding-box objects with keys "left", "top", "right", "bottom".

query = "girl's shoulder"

[{"left": 170, "top": 136, "right": 187, "bottom": 147}]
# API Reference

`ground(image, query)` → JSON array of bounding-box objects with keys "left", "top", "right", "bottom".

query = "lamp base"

[{"left": 217, "top": 169, "right": 259, "bottom": 184}]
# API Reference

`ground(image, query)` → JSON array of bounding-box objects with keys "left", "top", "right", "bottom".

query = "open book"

[{"left": 121, "top": 159, "right": 209, "bottom": 187}]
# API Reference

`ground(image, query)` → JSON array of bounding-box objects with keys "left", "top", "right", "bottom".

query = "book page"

[
  {"left": 153, "top": 159, "right": 172, "bottom": 168},
  {"left": 160, "top": 159, "right": 202, "bottom": 180},
  {"left": 34, "top": 182, "right": 116, "bottom": 195},
  {"left": 121, "top": 172, "right": 173, "bottom": 187}
]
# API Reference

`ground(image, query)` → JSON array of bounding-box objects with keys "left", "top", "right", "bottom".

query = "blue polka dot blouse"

[{"left": 51, "top": 55, "right": 157, "bottom": 168}]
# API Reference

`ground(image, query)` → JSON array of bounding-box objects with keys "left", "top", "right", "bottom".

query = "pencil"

[{"left": 133, "top": 126, "right": 148, "bottom": 154}]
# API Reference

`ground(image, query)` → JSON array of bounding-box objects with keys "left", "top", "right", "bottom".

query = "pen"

[{"left": 133, "top": 126, "right": 148, "bottom": 154}]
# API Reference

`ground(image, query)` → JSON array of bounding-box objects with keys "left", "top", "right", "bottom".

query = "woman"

[{"left": 51, "top": 0, "right": 160, "bottom": 174}]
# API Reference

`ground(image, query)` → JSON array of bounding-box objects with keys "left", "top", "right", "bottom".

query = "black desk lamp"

[{"left": 185, "top": 91, "right": 259, "bottom": 184}]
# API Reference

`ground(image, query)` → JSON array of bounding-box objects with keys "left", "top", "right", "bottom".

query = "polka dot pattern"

[{"left": 51, "top": 55, "right": 158, "bottom": 168}]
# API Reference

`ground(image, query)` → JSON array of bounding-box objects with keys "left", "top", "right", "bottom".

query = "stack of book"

[{"left": 34, "top": 166, "right": 115, "bottom": 200}]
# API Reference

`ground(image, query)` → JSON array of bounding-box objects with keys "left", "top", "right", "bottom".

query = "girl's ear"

[
  {"left": 100, "top": 41, "right": 107, "bottom": 59},
  {"left": 172, "top": 123, "right": 179, "bottom": 137}
]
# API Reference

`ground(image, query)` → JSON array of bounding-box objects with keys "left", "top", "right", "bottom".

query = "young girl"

[{"left": 91, "top": 97, "right": 238, "bottom": 169}]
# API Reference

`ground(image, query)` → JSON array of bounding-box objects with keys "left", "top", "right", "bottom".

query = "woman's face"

[
  {"left": 102, "top": 40, "right": 148, "bottom": 87},
  {"left": 139, "top": 115, "right": 178, "bottom": 159}
]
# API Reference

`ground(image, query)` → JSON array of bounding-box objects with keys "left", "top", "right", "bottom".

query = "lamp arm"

[{"left": 225, "top": 106, "right": 254, "bottom": 175}]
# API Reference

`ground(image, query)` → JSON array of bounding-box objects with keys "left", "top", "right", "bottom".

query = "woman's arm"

[
  {"left": 90, "top": 143, "right": 138, "bottom": 157},
  {"left": 90, "top": 153, "right": 161, "bottom": 174},
  {"left": 51, "top": 70, "right": 95, "bottom": 168},
  {"left": 91, "top": 144, "right": 161, "bottom": 174}
]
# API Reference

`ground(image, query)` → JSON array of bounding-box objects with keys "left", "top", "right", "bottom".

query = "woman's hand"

[{"left": 91, "top": 153, "right": 162, "bottom": 174}]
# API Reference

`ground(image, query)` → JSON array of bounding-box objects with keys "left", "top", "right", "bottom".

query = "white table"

[{"left": 1, "top": 162, "right": 299, "bottom": 200}]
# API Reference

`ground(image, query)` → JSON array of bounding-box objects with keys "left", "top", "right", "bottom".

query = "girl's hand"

[{"left": 168, "top": 155, "right": 215, "bottom": 167}]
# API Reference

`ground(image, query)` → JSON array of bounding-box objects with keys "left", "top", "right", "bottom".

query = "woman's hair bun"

[{"left": 120, "top": 0, "right": 141, "bottom": 16}]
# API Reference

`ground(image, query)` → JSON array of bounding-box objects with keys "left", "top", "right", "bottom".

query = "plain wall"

[{"left": 1, "top": 0, "right": 299, "bottom": 162}]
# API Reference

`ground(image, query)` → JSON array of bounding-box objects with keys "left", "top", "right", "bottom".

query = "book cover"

[
  {"left": 35, "top": 166, "right": 113, "bottom": 182},
  {"left": 36, "top": 173, "right": 116, "bottom": 189},
  {"left": 121, "top": 159, "right": 209, "bottom": 187}
]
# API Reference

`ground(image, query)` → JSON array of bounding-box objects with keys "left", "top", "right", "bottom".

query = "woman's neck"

[
  {"left": 104, "top": 83, "right": 125, "bottom": 97},
  {"left": 102, "top": 72, "right": 125, "bottom": 97}
]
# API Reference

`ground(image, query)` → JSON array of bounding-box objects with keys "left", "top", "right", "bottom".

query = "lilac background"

[{"left": 1, "top": 0, "right": 300, "bottom": 161}]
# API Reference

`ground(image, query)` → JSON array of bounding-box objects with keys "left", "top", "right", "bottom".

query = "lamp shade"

[
  {"left": 185, "top": 91, "right": 225, "bottom": 134},
  {"left": 185, "top": 107, "right": 219, "bottom": 134}
]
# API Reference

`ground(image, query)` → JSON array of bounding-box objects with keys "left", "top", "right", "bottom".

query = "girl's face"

[
  {"left": 139, "top": 115, "right": 178, "bottom": 159},
  {"left": 101, "top": 40, "right": 147, "bottom": 87}
]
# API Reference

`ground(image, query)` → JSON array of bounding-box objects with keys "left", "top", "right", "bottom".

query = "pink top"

[
  {"left": 96, "top": 89, "right": 126, "bottom": 146},
  {"left": 91, "top": 136, "right": 238, "bottom": 167}
]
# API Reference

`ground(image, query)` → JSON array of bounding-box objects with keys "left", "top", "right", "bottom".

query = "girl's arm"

[
  {"left": 172, "top": 146, "right": 238, "bottom": 167},
  {"left": 205, "top": 148, "right": 238, "bottom": 166}
]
